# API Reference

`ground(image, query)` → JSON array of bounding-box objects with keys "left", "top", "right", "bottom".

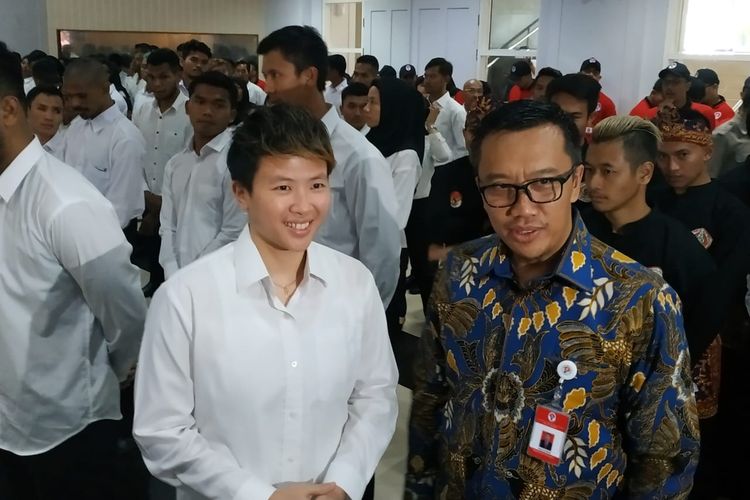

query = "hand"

[
  {"left": 313, "top": 485, "right": 348, "bottom": 499},
  {"left": 138, "top": 212, "right": 159, "bottom": 236},
  {"left": 269, "top": 482, "right": 337, "bottom": 500},
  {"left": 425, "top": 103, "right": 441, "bottom": 129},
  {"left": 475, "top": 96, "right": 493, "bottom": 118},
  {"left": 428, "top": 243, "right": 451, "bottom": 262}
]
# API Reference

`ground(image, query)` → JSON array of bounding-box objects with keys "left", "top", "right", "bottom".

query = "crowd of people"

[{"left": 1, "top": 21, "right": 750, "bottom": 500}]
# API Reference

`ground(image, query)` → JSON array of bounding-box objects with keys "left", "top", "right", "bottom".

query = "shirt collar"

[
  {"left": 434, "top": 91, "right": 451, "bottom": 106},
  {"left": 190, "top": 127, "right": 233, "bottom": 156},
  {"left": 151, "top": 91, "right": 188, "bottom": 114},
  {"left": 359, "top": 124, "right": 371, "bottom": 136},
  {"left": 42, "top": 129, "right": 65, "bottom": 152},
  {"left": 88, "top": 103, "right": 120, "bottom": 133},
  {"left": 482, "top": 212, "right": 595, "bottom": 293},
  {"left": 321, "top": 104, "right": 340, "bottom": 136},
  {"left": 0, "top": 138, "right": 44, "bottom": 203},
  {"left": 233, "top": 226, "right": 332, "bottom": 294}
]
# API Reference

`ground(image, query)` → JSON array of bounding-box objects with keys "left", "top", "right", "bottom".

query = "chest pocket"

[{"left": 85, "top": 164, "right": 110, "bottom": 193}]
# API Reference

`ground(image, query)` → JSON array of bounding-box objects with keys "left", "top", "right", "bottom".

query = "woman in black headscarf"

[{"left": 364, "top": 77, "right": 425, "bottom": 338}]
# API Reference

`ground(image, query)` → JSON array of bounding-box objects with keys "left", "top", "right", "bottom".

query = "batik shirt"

[{"left": 406, "top": 215, "right": 700, "bottom": 499}]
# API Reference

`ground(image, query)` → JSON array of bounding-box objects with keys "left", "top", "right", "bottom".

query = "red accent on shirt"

[
  {"left": 644, "top": 102, "right": 717, "bottom": 130},
  {"left": 629, "top": 98, "right": 655, "bottom": 118},
  {"left": 508, "top": 85, "right": 533, "bottom": 102},
  {"left": 712, "top": 100, "right": 735, "bottom": 127},
  {"left": 591, "top": 91, "right": 617, "bottom": 127}
]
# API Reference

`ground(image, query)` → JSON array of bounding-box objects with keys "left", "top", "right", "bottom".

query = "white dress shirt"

[
  {"left": 159, "top": 128, "right": 245, "bottom": 278},
  {"left": 64, "top": 103, "right": 147, "bottom": 227},
  {"left": 318, "top": 105, "right": 401, "bottom": 306},
  {"left": 40, "top": 128, "right": 66, "bottom": 161},
  {"left": 0, "top": 139, "right": 147, "bottom": 455},
  {"left": 246, "top": 81, "right": 267, "bottom": 106},
  {"left": 23, "top": 76, "right": 35, "bottom": 95},
  {"left": 132, "top": 92, "right": 192, "bottom": 195},
  {"left": 324, "top": 79, "right": 348, "bottom": 109},
  {"left": 134, "top": 227, "right": 398, "bottom": 500},
  {"left": 388, "top": 150, "right": 421, "bottom": 248},
  {"left": 179, "top": 80, "right": 189, "bottom": 96},
  {"left": 359, "top": 124, "right": 371, "bottom": 136},
  {"left": 415, "top": 91, "right": 467, "bottom": 199},
  {"left": 110, "top": 84, "right": 128, "bottom": 115}
]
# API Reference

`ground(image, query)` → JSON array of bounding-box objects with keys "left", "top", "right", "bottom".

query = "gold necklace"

[{"left": 271, "top": 277, "right": 298, "bottom": 295}]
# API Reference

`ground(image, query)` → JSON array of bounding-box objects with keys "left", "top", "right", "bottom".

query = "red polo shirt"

[
  {"left": 629, "top": 97, "right": 656, "bottom": 118},
  {"left": 508, "top": 84, "right": 533, "bottom": 102},
  {"left": 711, "top": 97, "right": 735, "bottom": 127},
  {"left": 591, "top": 91, "right": 617, "bottom": 127}
]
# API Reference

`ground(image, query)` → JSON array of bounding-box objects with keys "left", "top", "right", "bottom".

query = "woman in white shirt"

[
  {"left": 364, "top": 77, "right": 424, "bottom": 337},
  {"left": 134, "top": 104, "right": 399, "bottom": 500}
]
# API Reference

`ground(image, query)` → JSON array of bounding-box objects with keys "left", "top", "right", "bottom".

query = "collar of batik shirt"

[{"left": 475, "top": 211, "right": 595, "bottom": 293}]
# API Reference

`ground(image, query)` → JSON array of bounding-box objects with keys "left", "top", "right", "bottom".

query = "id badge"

[{"left": 527, "top": 405, "right": 570, "bottom": 465}]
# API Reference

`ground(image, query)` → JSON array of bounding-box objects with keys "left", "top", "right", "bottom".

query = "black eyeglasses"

[{"left": 478, "top": 164, "right": 580, "bottom": 208}]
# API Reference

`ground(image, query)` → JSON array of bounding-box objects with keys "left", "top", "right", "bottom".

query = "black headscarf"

[{"left": 366, "top": 77, "right": 426, "bottom": 162}]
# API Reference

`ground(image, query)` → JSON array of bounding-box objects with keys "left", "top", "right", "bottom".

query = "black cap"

[
  {"left": 510, "top": 60, "right": 532, "bottom": 79},
  {"left": 743, "top": 76, "right": 750, "bottom": 93},
  {"left": 399, "top": 64, "right": 416, "bottom": 78},
  {"left": 580, "top": 57, "right": 601, "bottom": 74},
  {"left": 695, "top": 68, "right": 720, "bottom": 86},
  {"left": 659, "top": 61, "right": 691, "bottom": 80}
]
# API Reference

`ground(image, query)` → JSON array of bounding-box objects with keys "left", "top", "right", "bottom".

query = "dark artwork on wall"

[{"left": 57, "top": 29, "right": 259, "bottom": 61}]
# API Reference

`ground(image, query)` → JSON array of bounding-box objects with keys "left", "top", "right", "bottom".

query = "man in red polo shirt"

[
  {"left": 630, "top": 79, "right": 664, "bottom": 118},
  {"left": 644, "top": 62, "right": 716, "bottom": 129},
  {"left": 506, "top": 60, "right": 534, "bottom": 102},
  {"left": 580, "top": 57, "right": 616, "bottom": 127},
  {"left": 696, "top": 68, "right": 735, "bottom": 127}
]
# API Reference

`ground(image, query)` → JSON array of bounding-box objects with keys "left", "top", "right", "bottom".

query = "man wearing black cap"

[
  {"left": 630, "top": 80, "right": 664, "bottom": 118},
  {"left": 643, "top": 62, "right": 716, "bottom": 129},
  {"left": 532, "top": 66, "right": 562, "bottom": 102},
  {"left": 696, "top": 68, "right": 735, "bottom": 127},
  {"left": 399, "top": 64, "right": 417, "bottom": 86},
  {"left": 506, "top": 60, "right": 534, "bottom": 102},
  {"left": 580, "top": 57, "right": 617, "bottom": 128}
]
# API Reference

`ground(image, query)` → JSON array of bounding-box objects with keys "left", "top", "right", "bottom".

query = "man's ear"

[
  {"left": 637, "top": 161, "right": 654, "bottom": 185},
  {"left": 0, "top": 95, "right": 24, "bottom": 128},
  {"left": 231, "top": 180, "right": 251, "bottom": 211}
]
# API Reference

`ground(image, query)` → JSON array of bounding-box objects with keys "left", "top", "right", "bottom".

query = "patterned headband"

[{"left": 653, "top": 106, "right": 713, "bottom": 147}]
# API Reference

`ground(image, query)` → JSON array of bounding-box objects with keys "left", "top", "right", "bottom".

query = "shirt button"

[
  {"left": 156, "top": 131, "right": 159, "bottom": 134},
  {"left": 291, "top": 361, "right": 298, "bottom": 368}
]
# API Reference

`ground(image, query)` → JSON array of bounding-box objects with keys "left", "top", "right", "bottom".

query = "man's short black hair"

[
  {"left": 147, "top": 48, "right": 182, "bottom": 72},
  {"left": 0, "top": 41, "right": 25, "bottom": 105},
  {"left": 341, "top": 82, "right": 369, "bottom": 102},
  {"left": 471, "top": 100, "right": 582, "bottom": 171},
  {"left": 425, "top": 57, "right": 453, "bottom": 77},
  {"left": 25, "top": 85, "right": 63, "bottom": 108},
  {"left": 356, "top": 55, "right": 379, "bottom": 72},
  {"left": 188, "top": 70, "right": 238, "bottom": 109},
  {"left": 653, "top": 79, "right": 663, "bottom": 92},
  {"left": 227, "top": 103, "right": 335, "bottom": 192},
  {"left": 31, "top": 56, "right": 65, "bottom": 86},
  {"left": 536, "top": 67, "right": 563, "bottom": 80},
  {"left": 546, "top": 73, "right": 601, "bottom": 115},
  {"left": 258, "top": 25, "right": 328, "bottom": 92},
  {"left": 24, "top": 50, "right": 47, "bottom": 65},
  {"left": 380, "top": 65, "right": 397, "bottom": 78},
  {"left": 135, "top": 43, "right": 152, "bottom": 53},
  {"left": 179, "top": 39, "right": 212, "bottom": 60},
  {"left": 687, "top": 76, "right": 706, "bottom": 103},
  {"left": 328, "top": 54, "right": 346, "bottom": 75}
]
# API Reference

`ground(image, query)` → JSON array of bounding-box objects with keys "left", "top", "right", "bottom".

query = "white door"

[
  {"left": 363, "top": 0, "right": 412, "bottom": 71},
  {"left": 411, "top": 0, "right": 479, "bottom": 85}
]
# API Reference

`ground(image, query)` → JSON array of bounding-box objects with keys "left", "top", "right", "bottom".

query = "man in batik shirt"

[{"left": 406, "top": 101, "right": 699, "bottom": 499}]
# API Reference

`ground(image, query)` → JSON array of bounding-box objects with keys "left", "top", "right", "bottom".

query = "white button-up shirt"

[
  {"left": 388, "top": 150, "right": 421, "bottom": 248},
  {"left": 246, "top": 81, "right": 267, "bottom": 106},
  {"left": 23, "top": 76, "right": 35, "bottom": 95},
  {"left": 110, "top": 84, "right": 128, "bottom": 115},
  {"left": 318, "top": 105, "right": 401, "bottom": 305},
  {"left": 324, "top": 79, "right": 348, "bottom": 109},
  {"left": 40, "top": 128, "right": 66, "bottom": 161},
  {"left": 415, "top": 90, "right": 467, "bottom": 199},
  {"left": 0, "top": 139, "right": 147, "bottom": 455},
  {"left": 159, "top": 128, "right": 245, "bottom": 278},
  {"left": 134, "top": 227, "right": 398, "bottom": 500},
  {"left": 132, "top": 92, "right": 192, "bottom": 195},
  {"left": 64, "top": 103, "right": 147, "bottom": 227}
]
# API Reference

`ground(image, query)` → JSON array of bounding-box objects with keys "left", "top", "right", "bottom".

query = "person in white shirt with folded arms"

[
  {"left": 134, "top": 103, "right": 398, "bottom": 500},
  {"left": 0, "top": 41, "right": 147, "bottom": 500}
]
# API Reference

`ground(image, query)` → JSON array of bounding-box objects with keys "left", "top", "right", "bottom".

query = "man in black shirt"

[{"left": 653, "top": 106, "right": 750, "bottom": 498}]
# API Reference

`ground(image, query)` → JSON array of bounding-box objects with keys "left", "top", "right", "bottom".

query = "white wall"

[
  {"left": 46, "top": 0, "right": 266, "bottom": 54},
  {"left": 265, "top": 0, "right": 323, "bottom": 35},
  {"left": 0, "top": 0, "right": 48, "bottom": 55},
  {"left": 537, "top": 0, "right": 673, "bottom": 113}
]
